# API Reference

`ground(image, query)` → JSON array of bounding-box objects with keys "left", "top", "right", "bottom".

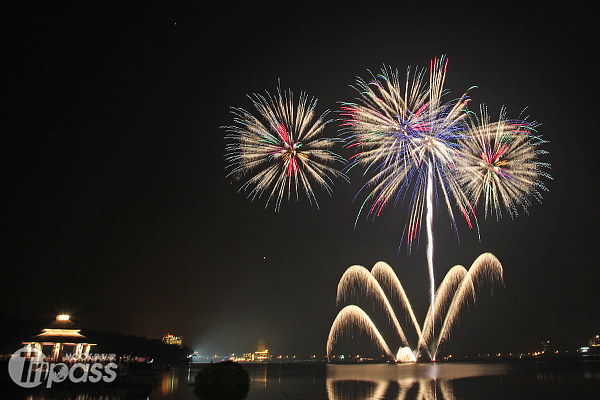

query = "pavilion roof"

[
  {"left": 27, "top": 332, "right": 95, "bottom": 345},
  {"left": 42, "top": 318, "right": 81, "bottom": 331},
  {"left": 23, "top": 315, "right": 96, "bottom": 345}
]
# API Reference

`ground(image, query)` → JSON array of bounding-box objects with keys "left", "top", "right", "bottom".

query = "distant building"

[
  {"left": 254, "top": 338, "right": 270, "bottom": 361},
  {"left": 257, "top": 338, "right": 265, "bottom": 352},
  {"left": 22, "top": 314, "right": 96, "bottom": 361},
  {"left": 254, "top": 350, "right": 269, "bottom": 361},
  {"left": 162, "top": 333, "right": 183, "bottom": 346}
]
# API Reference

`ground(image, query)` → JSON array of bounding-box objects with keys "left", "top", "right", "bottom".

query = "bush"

[{"left": 194, "top": 361, "right": 250, "bottom": 400}]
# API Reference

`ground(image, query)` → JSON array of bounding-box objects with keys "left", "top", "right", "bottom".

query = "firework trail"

[
  {"left": 417, "top": 264, "right": 470, "bottom": 358},
  {"left": 434, "top": 253, "right": 503, "bottom": 353},
  {"left": 371, "top": 261, "right": 422, "bottom": 339},
  {"left": 458, "top": 106, "right": 551, "bottom": 219},
  {"left": 327, "top": 254, "right": 504, "bottom": 361},
  {"left": 326, "top": 305, "right": 394, "bottom": 360},
  {"left": 224, "top": 85, "right": 347, "bottom": 211},
  {"left": 336, "top": 265, "right": 412, "bottom": 347}
]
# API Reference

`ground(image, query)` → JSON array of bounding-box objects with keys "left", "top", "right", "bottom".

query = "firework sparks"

[
  {"left": 224, "top": 85, "right": 347, "bottom": 211},
  {"left": 329, "top": 56, "right": 549, "bottom": 363},
  {"left": 342, "top": 56, "right": 479, "bottom": 352},
  {"left": 458, "top": 106, "right": 551, "bottom": 219},
  {"left": 326, "top": 254, "right": 504, "bottom": 362},
  {"left": 342, "top": 56, "right": 475, "bottom": 250}
]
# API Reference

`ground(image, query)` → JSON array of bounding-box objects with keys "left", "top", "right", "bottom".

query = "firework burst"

[
  {"left": 457, "top": 106, "right": 551, "bottom": 219},
  {"left": 225, "top": 85, "right": 347, "bottom": 211},
  {"left": 342, "top": 57, "right": 475, "bottom": 250}
]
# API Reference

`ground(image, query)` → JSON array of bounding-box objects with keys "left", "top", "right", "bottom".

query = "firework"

[
  {"left": 331, "top": 56, "right": 549, "bottom": 363},
  {"left": 342, "top": 56, "right": 475, "bottom": 250},
  {"left": 224, "top": 85, "right": 347, "bottom": 210},
  {"left": 342, "top": 56, "right": 477, "bottom": 344},
  {"left": 458, "top": 106, "right": 551, "bottom": 219},
  {"left": 326, "top": 254, "right": 504, "bottom": 362}
]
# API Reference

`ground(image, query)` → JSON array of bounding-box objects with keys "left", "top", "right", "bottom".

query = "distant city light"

[{"left": 57, "top": 314, "right": 70, "bottom": 321}]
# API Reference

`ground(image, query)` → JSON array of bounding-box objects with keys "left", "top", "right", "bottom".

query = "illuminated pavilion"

[
  {"left": 162, "top": 333, "right": 183, "bottom": 346},
  {"left": 22, "top": 314, "right": 96, "bottom": 361}
]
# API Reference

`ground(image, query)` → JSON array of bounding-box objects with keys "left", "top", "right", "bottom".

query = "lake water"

[{"left": 5, "top": 359, "right": 600, "bottom": 399}]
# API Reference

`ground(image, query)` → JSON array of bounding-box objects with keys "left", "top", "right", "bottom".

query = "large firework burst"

[
  {"left": 342, "top": 57, "right": 475, "bottom": 250},
  {"left": 224, "top": 86, "right": 347, "bottom": 211},
  {"left": 457, "top": 106, "right": 551, "bottom": 219}
]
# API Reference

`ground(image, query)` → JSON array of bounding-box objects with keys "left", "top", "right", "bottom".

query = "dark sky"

[{"left": 3, "top": 1, "right": 598, "bottom": 358}]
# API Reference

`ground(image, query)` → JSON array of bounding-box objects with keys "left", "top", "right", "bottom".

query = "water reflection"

[
  {"left": 25, "top": 395, "right": 136, "bottom": 400},
  {"left": 18, "top": 385, "right": 153, "bottom": 400},
  {"left": 246, "top": 363, "right": 267, "bottom": 388},
  {"left": 13, "top": 360, "right": 600, "bottom": 400},
  {"left": 326, "top": 363, "right": 510, "bottom": 400},
  {"left": 159, "top": 369, "right": 179, "bottom": 395},
  {"left": 150, "top": 368, "right": 197, "bottom": 400}
]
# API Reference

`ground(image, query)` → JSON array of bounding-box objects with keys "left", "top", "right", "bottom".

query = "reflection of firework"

[
  {"left": 224, "top": 86, "right": 347, "bottom": 211},
  {"left": 326, "top": 363, "right": 510, "bottom": 400},
  {"left": 342, "top": 57, "right": 474, "bottom": 250},
  {"left": 458, "top": 106, "right": 551, "bottom": 219}
]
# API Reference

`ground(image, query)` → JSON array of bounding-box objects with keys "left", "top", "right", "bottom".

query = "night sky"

[{"left": 3, "top": 2, "right": 598, "bottom": 358}]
